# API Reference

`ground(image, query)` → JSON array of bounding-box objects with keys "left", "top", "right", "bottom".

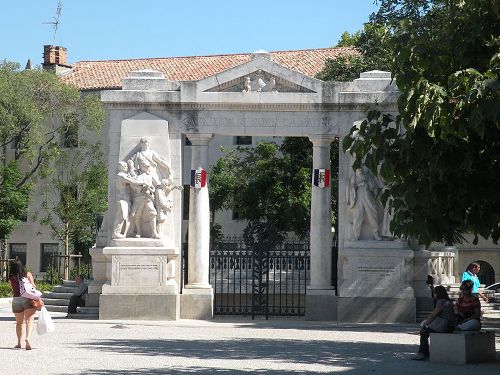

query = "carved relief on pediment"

[{"left": 204, "top": 70, "right": 316, "bottom": 93}]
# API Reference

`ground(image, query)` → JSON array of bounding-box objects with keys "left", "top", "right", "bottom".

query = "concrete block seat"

[{"left": 429, "top": 330, "right": 496, "bottom": 365}]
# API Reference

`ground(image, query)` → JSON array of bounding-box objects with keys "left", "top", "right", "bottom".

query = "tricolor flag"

[
  {"left": 190, "top": 168, "right": 207, "bottom": 188},
  {"left": 312, "top": 169, "right": 330, "bottom": 188}
]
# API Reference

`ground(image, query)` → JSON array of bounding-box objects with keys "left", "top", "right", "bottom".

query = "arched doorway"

[{"left": 476, "top": 260, "right": 495, "bottom": 286}]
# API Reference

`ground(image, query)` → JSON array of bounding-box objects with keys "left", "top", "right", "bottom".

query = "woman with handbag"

[
  {"left": 412, "top": 285, "right": 456, "bottom": 360},
  {"left": 8, "top": 260, "right": 37, "bottom": 350}
]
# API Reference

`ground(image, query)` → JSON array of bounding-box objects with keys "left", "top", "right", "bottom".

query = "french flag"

[
  {"left": 312, "top": 169, "right": 330, "bottom": 188},
  {"left": 190, "top": 168, "right": 207, "bottom": 188}
]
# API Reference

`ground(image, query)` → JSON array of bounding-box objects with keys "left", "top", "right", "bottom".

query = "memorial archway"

[{"left": 91, "top": 51, "right": 412, "bottom": 322}]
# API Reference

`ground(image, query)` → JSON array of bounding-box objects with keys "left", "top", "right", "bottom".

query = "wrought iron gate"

[{"left": 209, "top": 236, "right": 310, "bottom": 318}]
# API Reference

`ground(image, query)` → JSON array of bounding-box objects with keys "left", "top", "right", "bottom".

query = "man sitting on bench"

[{"left": 67, "top": 275, "right": 88, "bottom": 316}]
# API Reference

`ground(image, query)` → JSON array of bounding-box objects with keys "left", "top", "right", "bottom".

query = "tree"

[
  {"left": 0, "top": 161, "right": 31, "bottom": 263},
  {"left": 343, "top": 0, "right": 500, "bottom": 245},
  {"left": 0, "top": 61, "right": 104, "bottom": 185},
  {"left": 0, "top": 61, "right": 105, "bottom": 269},
  {"left": 210, "top": 138, "right": 338, "bottom": 240},
  {"left": 317, "top": 22, "right": 392, "bottom": 82},
  {"left": 39, "top": 143, "right": 107, "bottom": 279}
]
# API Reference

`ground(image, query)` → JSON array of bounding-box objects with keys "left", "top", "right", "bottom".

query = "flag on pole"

[
  {"left": 190, "top": 168, "right": 207, "bottom": 188},
  {"left": 312, "top": 169, "right": 330, "bottom": 188}
]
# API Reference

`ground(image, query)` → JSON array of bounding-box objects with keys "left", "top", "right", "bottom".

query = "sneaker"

[{"left": 411, "top": 353, "right": 426, "bottom": 360}]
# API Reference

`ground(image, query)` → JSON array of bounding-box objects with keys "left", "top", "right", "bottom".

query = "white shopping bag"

[{"left": 37, "top": 306, "right": 55, "bottom": 335}]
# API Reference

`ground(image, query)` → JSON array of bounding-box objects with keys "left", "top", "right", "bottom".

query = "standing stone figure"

[
  {"left": 112, "top": 161, "right": 137, "bottom": 238},
  {"left": 131, "top": 137, "right": 171, "bottom": 184},
  {"left": 347, "top": 166, "right": 381, "bottom": 241},
  {"left": 128, "top": 159, "right": 161, "bottom": 239},
  {"left": 155, "top": 178, "right": 183, "bottom": 235}
]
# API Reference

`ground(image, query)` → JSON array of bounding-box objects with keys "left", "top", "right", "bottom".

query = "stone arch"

[{"left": 475, "top": 260, "right": 495, "bottom": 286}]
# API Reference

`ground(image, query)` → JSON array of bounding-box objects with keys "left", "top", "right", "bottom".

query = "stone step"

[
  {"left": 66, "top": 306, "right": 99, "bottom": 319},
  {"left": 52, "top": 286, "right": 78, "bottom": 293},
  {"left": 45, "top": 305, "right": 70, "bottom": 313},
  {"left": 42, "top": 291, "right": 73, "bottom": 299},
  {"left": 42, "top": 298, "right": 70, "bottom": 306}
]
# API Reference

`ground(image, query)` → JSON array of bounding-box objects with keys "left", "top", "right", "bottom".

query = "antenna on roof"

[{"left": 43, "top": 1, "right": 63, "bottom": 44}]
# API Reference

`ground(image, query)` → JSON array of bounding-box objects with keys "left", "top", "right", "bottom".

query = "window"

[
  {"left": 234, "top": 136, "right": 252, "bottom": 145},
  {"left": 9, "top": 243, "right": 27, "bottom": 265},
  {"left": 40, "top": 243, "right": 59, "bottom": 272},
  {"left": 183, "top": 185, "right": 190, "bottom": 220}
]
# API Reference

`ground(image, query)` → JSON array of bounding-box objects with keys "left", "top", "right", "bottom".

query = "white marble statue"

[
  {"left": 128, "top": 159, "right": 161, "bottom": 239},
  {"left": 131, "top": 137, "right": 171, "bottom": 184},
  {"left": 155, "top": 178, "right": 183, "bottom": 235},
  {"left": 347, "top": 166, "right": 381, "bottom": 241},
  {"left": 112, "top": 161, "right": 138, "bottom": 238}
]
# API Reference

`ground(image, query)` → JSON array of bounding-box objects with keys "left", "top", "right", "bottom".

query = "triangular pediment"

[{"left": 197, "top": 56, "right": 322, "bottom": 94}]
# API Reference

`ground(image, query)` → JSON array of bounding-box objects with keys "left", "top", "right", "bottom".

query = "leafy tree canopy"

[
  {"left": 0, "top": 61, "right": 104, "bottom": 187},
  {"left": 210, "top": 139, "right": 339, "bottom": 239},
  {"left": 343, "top": 0, "right": 500, "bottom": 245}
]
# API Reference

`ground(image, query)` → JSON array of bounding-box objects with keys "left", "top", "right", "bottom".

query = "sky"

[{"left": 1, "top": 0, "right": 379, "bottom": 66}]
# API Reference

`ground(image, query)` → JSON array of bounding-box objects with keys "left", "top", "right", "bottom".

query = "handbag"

[
  {"left": 37, "top": 306, "right": 55, "bottom": 335},
  {"left": 31, "top": 299, "right": 45, "bottom": 310},
  {"left": 19, "top": 276, "right": 42, "bottom": 300}
]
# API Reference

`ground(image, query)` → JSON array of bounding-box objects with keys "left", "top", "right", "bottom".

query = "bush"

[{"left": 0, "top": 282, "right": 12, "bottom": 298}]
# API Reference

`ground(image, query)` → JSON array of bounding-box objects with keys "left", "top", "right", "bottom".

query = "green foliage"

[
  {"left": 0, "top": 161, "right": 31, "bottom": 241},
  {"left": 344, "top": 1, "right": 500, "bottom": 245},
  {"left": 0, "top": 282, "right": 12, "bottom": 297},
  {"left": 0, "top": 62, "right": 104, "bottom": 183},
  {"left": 210, "top": 138, "right": 339, "bottom": 238},
  {"left": 70, "top": 264, "right": 91, "bottom": 280},
  {"left": 317, "top": 22, "right": 392, "bottom": 82},
  {"left": 42, "top": 266, "right": 63, "bottom": 285},
  {"left": 40, "top": 143, "right": 108, "bottom": 256}
]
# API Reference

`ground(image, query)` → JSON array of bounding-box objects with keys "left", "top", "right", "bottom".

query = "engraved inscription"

[
  {"left": 120, "top": 264, "right": 159, "bottom": 271},
  {"left": 357, "top": 266, "right": 396, "bottom": 277}
]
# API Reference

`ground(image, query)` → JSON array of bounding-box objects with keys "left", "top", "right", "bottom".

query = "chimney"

[{"left": 43, "top": 45, "right": 72, "bottom": 73}]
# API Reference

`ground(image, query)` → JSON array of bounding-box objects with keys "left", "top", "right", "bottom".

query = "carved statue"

[
  {"left": 242, "top": 70, "right": 278, "bottom": 93},
  {"left": 128, "top": 159, "right": 161, "bottom": 239},
  {"left": 131, "top": 137, "right": 171, "bottom": 184},
  {"left": 347, "top": 166, "right": 381, "bottom": 241},
  {"left": 112, "top": 161, "right": 137, "bottom": 238},
  {"left": 155, "top": 178, "right": 183, "bottom": 235}
]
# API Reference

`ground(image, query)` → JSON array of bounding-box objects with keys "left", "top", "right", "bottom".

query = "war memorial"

[{"left": 82, "top": 50, "right": 456, "bottom": 323}]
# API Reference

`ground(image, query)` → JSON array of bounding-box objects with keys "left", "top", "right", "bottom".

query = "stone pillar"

[
  {"left": 181, "top": 133, "right": 214, "bottom": 319},
  {"left": 306, "top": 135, "right": 337, "bottom": 320}
]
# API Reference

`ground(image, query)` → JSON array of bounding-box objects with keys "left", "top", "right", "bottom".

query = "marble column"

[
  {"left": 182, "top": 133, "right": 214, "bottom": 319},
  {"left": 306, "top": 135, "right": 337, "bottom": 320}
]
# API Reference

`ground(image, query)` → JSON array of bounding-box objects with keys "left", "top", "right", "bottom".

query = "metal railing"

[{"left": 49, "top": 253, "right": 84, "bottom": 283}]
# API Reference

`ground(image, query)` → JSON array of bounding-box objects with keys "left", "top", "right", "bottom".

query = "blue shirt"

[{"left": 461, "top": 270, "right": 480, "bottom": 294}]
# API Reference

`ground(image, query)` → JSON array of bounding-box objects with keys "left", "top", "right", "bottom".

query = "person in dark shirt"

[{"left": 67, "top": 275, "right": 88, "bottom": 315}]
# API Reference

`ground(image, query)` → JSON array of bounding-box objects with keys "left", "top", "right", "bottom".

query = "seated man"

[{"left": 67, "top": 275, "right": 88, "bottom": 315}]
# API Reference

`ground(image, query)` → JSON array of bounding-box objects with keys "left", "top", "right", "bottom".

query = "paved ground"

[{"left": 1, "top": 299, "right": 499, "bottom": 374}]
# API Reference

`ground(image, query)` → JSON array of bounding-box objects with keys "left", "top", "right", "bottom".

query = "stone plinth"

[
  {"left": 99, "top": 246, "right": 179, "bottom": 320},
  {"left": 337, "top": 240, "right": 415, "bottom": 322},
  {"left": 430, "top": 331, "right": 496, "bottom": 364}
]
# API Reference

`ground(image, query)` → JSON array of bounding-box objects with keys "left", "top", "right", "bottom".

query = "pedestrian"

[
  {"left": 462, "top": 262, "right": 489, "bottom": 302},
  {"left": 8, "top": 259, "right": 37, "bottom": 350},
  {"left": 411, "top": 285, "right": 456, "bottom": 360}
]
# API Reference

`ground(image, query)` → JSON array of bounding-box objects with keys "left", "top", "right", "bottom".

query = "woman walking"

[{"left": 8, "top": 260, "right": 37, "bottom": 350}]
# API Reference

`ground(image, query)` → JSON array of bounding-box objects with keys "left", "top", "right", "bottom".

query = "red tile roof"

[{"left": 60, "top": 47, "right": 358, "bottom": 90}]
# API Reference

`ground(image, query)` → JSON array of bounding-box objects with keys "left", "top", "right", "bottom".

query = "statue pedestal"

[
  {"left": 99, "top": 245, "right": 180, "bottom": 320},
  {"left": 337, "top": 240, "right": 415, "bottom": 322}
]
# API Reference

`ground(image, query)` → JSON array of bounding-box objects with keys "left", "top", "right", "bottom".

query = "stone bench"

[{"left": 430, "top": 331, "right": 496, "bottom": 364}]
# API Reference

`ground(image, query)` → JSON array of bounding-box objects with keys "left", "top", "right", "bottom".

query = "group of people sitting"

[{"left": 412, "top": 262, "right": 488, "bottom": 360}]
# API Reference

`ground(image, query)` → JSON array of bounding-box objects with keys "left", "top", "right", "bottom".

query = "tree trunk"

[
  {"left": 0, "top": 237, "right": 6, "bottom": 280},
  {"left": 64, "top": 224, "right": 70, "bottom": 280}
]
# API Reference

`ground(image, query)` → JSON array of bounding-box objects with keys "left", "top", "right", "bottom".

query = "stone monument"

[{"left": 90, "top": 108, "right": 183, "bottom": 320}]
